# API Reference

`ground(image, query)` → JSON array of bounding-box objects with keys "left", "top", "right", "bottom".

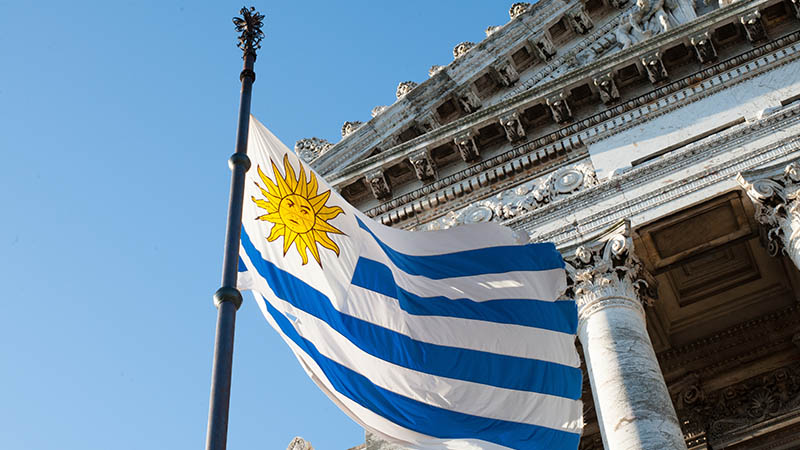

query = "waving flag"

[{"left": 238, "top": 116, "right": 582, "bottom": 450}]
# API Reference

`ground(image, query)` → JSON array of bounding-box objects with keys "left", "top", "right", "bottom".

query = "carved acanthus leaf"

[
  {"left": 509, "top": 2, "right": 531, "bottom": 20},
  {"left": 453, "top": 42, "right": 475, "bottom": 59},
  {"left": 295, "top": 137, "right": 333, "bottom": 163},
  {"left": 341, "top": 121, "right": 363, "bottom": 138},
  {"left": 396, "top": 81, "right": 418, "bottom": 99}
]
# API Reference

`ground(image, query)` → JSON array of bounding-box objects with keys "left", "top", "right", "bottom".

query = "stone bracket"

[
  {"left": 499, "top": 111, "right": 526, "bottom": 142},
  {"left": 593, "top": 72, "right": 620, "bottom": 105},
  {"left": 454, "top": 131, "right": 480, "bottom": 162},
  {"left": 366, "top": 169, "right": 391, "bottom": 201},
  {"left": 642, "top": 52, "right": 668, "bottom": 84},
  {"left": 547, "top": 93, "right": 573, "bottom": 124},
  {"left": 531, "top": 33, "right": 556, "bottom": 62},
  {"left": 457, "top": 87, "right": 482, "bottom": 114},
  {"left": 741, "top": 11, "right": 767, "bottom": 43},
  {"left": 408, "top": 150, "right": 437, "bottom": 182},
  {"left": 567, "top": 5, "right": 594, "bottom": 35},
  {"left": 691, "top": 31, "right": 717, "bottom": 64},
  {"left": 493, "top": 60, "right": 520, "bottom": 87}
]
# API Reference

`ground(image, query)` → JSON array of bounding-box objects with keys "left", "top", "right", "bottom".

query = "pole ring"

[
  {"left": 240, "top": 68, "right": 256, "bottom": 82},
  {"left": 213, "top": 287, "right": 243, "bottom": 310},
  {"left": 228, "top": 153, "right": 251, "bottom": 171}
]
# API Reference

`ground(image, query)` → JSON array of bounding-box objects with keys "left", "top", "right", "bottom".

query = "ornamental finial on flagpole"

[{"left": 233, "top": 6, "right": 265, "bottom": 57}]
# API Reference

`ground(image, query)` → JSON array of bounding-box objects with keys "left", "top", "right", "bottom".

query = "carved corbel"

[
  {"left": 741, "top": 11, "right": 767, "bottom": 43},
  {"left": 532, "top": 34, "right": 556, "bottom": 61},
  {"left": 568, "top": 6, "right": 594, "bottom": 35},
  {"left": 593, "top": 72, "right": 620, "bottom": 104},
  {"left": 366, "top": 170, "right": 392, "bottom": 201},
  {"left": 690, "top": 32, "right": 717, "bottom": 64},
  {"left": 454, "top": 131, "right": 480, "bottom": 162},
  {"left": 457, "top": 87, "right": 482, "bottom": 114},
  {"left": 493, "top": 60, "right": 520, "bottom": 87},
  {"left": 791, "top": 0, "right": 800, "bottom": 20},
  {"left": 546, "top": 93, "right": 572, "bottom": 124},
  {"left": 416, "top": 112, "right": 440, "bottom": 132},
  {"left": 642, "top": 52, "right": 668, "bottom": 84},
  {"left": 499, "top": 112, "right": 526, "bottom": 142},
  {"left": 409, "top": 150, "right": 436, "bottom": 182}
]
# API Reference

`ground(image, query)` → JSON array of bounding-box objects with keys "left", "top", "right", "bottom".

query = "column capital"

[
  {"left": 737, "top": 160, "right": 800, "bottom": 259},
  {"left": 565, "top": 221, "right": 656, "bottom": 323}
]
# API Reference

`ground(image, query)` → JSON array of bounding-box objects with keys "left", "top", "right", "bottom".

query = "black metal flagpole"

[{"left": 205, "top": 7, "right": 264, "bottom": 450}]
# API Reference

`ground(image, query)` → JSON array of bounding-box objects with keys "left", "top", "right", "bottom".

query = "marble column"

[
  {"left": 737, "top": 161, "right": 800, "bottom": 269},
  {"left": 567, "top": 224, "right": 687, "bottom": 450}
]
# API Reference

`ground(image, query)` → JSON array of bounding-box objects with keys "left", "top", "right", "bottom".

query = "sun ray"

[{"left": 251, "top": 158, "right": 346, "bottom": 267}]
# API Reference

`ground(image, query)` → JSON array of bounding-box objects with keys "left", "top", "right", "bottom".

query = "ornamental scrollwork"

[
  {"left": 233, "top": 7, "right": 265, "bottom": 53},
  {"left": 295, "top": 137, "right": 333, "bottom": 163},
  {"left": 421, "top": 162, "right": 599, "bottom": 230},
  {"left": 396, "top": 81, "right": 418, "bottom": 99},
  {"left": 341, "top": 121, "right": 363, "bottom": 138},
  {"left": 737, "top": 161, "right": 800, "bottom": 258}
]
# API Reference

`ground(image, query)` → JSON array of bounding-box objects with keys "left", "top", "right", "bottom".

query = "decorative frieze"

[
  {"left": 453, "top": 41, "right": 475, "bottom": 59},
  {"left": 737, "top": 160, "right": 800, "bottom": 268},
  {"left": 295, "top": 137, "right": 333, "bottom": 163},
  {"left": 395, "top": 81, "right": 418, "bottom": 99},
  {"left": 594, "top": 72, "right": 620, "bottom": 104},
  {"left": 409, "top": 150, "right": 437, "bottom": 182},
  {"left": 341, "top": 121, "right": 363, "bottom": 138},
  {"left": 642, "top": 52, "right": 668, "bottom": 84},
  {"left": 366, "top": 169, "right": 391, "bottom": 201},
  {"left": 509, "top": 2, "right": 531, "bottom": 20},
  {"left": 454, "top": 131, "right": 480, "bottom": 162},
  {"left": 568, "top": 5, "right": 594, "bottom": 35},
  {"left": 499, "top": 112, "right": 526, "bottom": 142},
  {"left": 741, "top": 11, "right": 767, "bottom": 43},
  {"left": 547, "top": 93, "right": 572, "bottom": 124},
  {"left": 690, "top": 32, "right": 717, "bottom": 63},
  {"left": 420, "top": 162, "right": 598, "bottom": 230}
]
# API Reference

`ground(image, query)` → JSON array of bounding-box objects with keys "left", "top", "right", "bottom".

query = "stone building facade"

[{"left": 299, "top": 0, "right": 800, "bottom": 448}]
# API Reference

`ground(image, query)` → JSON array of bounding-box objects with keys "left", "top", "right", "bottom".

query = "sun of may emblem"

[{"left": 251, "top": 155, "right": 345, "bottom": 266}]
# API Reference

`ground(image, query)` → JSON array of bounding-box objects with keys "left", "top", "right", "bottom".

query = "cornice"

[
  {"left": 521, "top": 102, "right": 800, "bottom": 246},
  {"left": 370, "top": 29, "right": 800, "bottom": 226},
  {"left": 320, "top": 0, "right": 770, "bottom": 182}
]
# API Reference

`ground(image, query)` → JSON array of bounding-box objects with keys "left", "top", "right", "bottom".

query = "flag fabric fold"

[{"left": 238, "top": 116, "right": 582, "bottom": 450}]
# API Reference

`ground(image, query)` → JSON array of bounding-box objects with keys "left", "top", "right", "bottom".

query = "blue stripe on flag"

[
  {"left": 351, "top": 257, "right": 577, "bottom": 334},
  {"left": 238, "top": 256, "right": 247, "bottom": 273},
  {"left": 242, "top": 229, "right": 581, "bottom": 400},
  {"left": 262, "top": 295, "right": 581, "bottom": 450},
  {"left": 356, "top": 217, "right": 565, "bottom": 279}
]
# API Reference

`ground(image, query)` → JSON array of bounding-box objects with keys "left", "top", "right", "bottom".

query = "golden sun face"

[{"left": 252, "top": 154, "right": 345, "bottom": 266}]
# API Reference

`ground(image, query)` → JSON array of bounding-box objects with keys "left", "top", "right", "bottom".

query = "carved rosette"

[
  {"left": 509, "top": 2, "right": 531, "bottom": 19},
  {"left": 366, "top": 169, "right": 391, "bottom": 201},
  {"left": 691, "top": 32, "right": 717, "bottom": 64},
  {"left": 371, "top": 105, "right": 388, "bottom": 118},
  {"left": 741, "top": 11, "right": 767, "bottom": 43},
  {"left": 409, "top": 150, "right": 436, "bottom": 182},
  {"left": 566, "top": 227, "right": 656, "bottom": 323},
  {"left": 453, "top": 42, "right": 475, "bottom": 59},
  {"left": 737, "top": 161, "right": 800, "bottom": 267},
  {"left": 295, "top": 137, "right": 333, "bottom": 163},
  {"left": 499, "top": 112, "right": 526, "bottom": 142},
  {"left": 594, "top": 72, "right": 620, "bottom": 104},
  {"left": 396, "top": 81, "right": 418, "bottom": 99},
  {"left": 642, "top": 52, "right": 668, "bottom": 84},
  {"left": 454, "top": 131, "right": 480, "bottom": 162},
  {"left": 341, "top": 121, "right": 363, "bottom": 138}
]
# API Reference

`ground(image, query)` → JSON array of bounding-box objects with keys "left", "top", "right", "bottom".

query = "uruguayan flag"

[{"left": 238, "top": 116, "right": 582, "bottom": 450}]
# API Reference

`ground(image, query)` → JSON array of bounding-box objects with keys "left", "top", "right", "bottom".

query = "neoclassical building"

[{"left": 296, "top": 0, "right": 800, "bottom": 448}]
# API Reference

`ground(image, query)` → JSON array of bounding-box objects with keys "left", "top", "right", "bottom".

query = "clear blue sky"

[{"left": 0, "top": 2, "right": 516, "bottom": 449}]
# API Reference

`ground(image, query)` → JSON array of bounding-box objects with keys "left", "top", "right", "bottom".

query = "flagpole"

[{"left": 205, "top": 7, "right": 264, "bottom": 450}]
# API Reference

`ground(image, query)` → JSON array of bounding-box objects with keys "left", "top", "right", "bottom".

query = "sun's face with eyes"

[{"left": 251, "top": 154, "right": 345, "bottom": 266}]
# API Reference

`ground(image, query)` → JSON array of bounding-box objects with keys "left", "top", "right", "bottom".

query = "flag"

[{"left": 237, "top": 116, "right": 583, "bottom": 450}]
